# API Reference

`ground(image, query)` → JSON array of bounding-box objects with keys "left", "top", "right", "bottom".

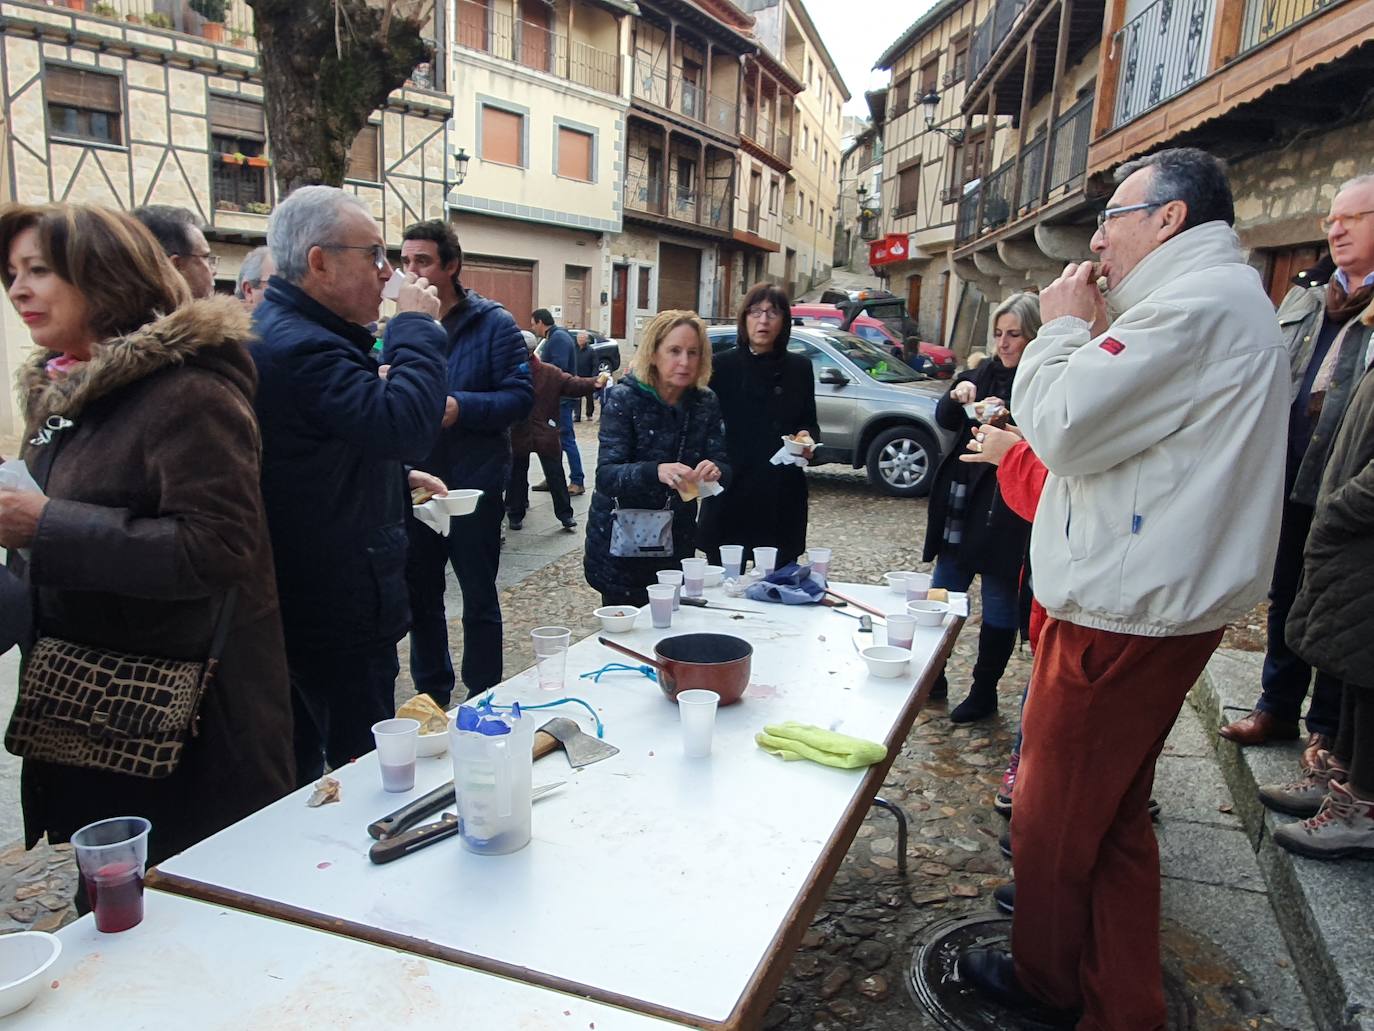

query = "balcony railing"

[
  {"left": 707, "top": 95, "right": 735, "bottom": 135},
  {"left": 1239, "top": 0, "right": 1331, "bottom": 53},
  {"left": 626, "top": 173, "right": 665, "bottom": 215},
  {"left": 966, "top": 0, "right": 1027, "bottom": 85},
  {"left": 748, "top": 203, "right": 761, "bottom": 233},
  {"left": 458, "top": 0, "right": 619, "bottom": 95},
  {"left": 1017, "top": 134, "right": 1046, "bottom": 214},
  {"left": 1047, "top": 94, "right": 1093, "bottom": 193},
  {"left": 46, "top": 0, "right": 257, "bottom": 49},
  {"left": 679, "top": 79, "right": 704, "bottom": 121},
  {"left": 1111, "top": 0, "right": 1216, "bottom": 128},
  {"left": 632, "top": 62, "right": 670, "bottom": 107},
  {"left": 956, "top": 183, "right": 981, "bottom": 244}
]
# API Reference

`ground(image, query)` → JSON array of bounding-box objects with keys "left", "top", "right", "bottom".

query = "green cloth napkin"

[{"left": 755, "top": 722, "right": 887, "bottom": 769}]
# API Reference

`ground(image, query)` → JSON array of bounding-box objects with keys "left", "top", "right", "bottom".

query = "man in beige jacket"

[{"left": 958, "top": 148, "right": 1290, "bottom": 1029}]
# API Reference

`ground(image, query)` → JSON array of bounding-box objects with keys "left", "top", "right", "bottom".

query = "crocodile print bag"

[{"left": 5, "top": 591, "right": 237, "bottom": 780}]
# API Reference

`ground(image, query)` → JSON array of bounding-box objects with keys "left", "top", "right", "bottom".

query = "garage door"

[
  {"left": 658, "top": 243, "right": 701, "bottom": 313},
  {"left": 463, "top": 258, "right": 535, "bottom": 328}
]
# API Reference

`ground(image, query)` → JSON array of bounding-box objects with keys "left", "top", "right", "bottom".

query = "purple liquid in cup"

[
  {"left": 649, "top": 594, "right": 673, "bottom": 628},
  {"left": 87, "top": 860, "right": 144, "bottom": 933},
  {"left": 380, "top": 760, "right": 416, "bottom": 793},
  {"left": 684, "top": 576, "right": 704, "bottom": 597}
]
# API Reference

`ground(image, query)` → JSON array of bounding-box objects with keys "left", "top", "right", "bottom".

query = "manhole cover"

[{"left": 908, "top": 914, "right": 1196, "bottom": 1030}]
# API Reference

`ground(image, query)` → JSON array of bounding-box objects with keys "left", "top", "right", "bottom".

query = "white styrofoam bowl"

[
  {"left": 906, "top": 600, "right": 949, "bottom": 626},
  {"left": 594, "top": 606, "right": 640, "bottom": 633},
  {"left": 883, "top": 571, "right": 920, "bottom": 594},
  {"left": 433, "top": 488, "right": 482, "bottom": 517},
  {"left": 860, "top": 645, "right": 911, "bottom": 678},
  {"left": 0, "top": 931, "right": 61, "bottom": 1018},
  {"left": 416, "top": 728, "right": 449, "bottom": 757}
]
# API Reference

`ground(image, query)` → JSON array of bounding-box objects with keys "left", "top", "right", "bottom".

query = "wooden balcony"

[{"left": 457, "top": 0, "right": 620, "bottom": 95}]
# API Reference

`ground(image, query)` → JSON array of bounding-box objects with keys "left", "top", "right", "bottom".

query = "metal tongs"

[{"left": 367, "top": 781, "right": 563, "bottom": 865}]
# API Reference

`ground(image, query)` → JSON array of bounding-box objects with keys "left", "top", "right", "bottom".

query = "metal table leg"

[{"left": 871, "top": 797, "right": 908, "bottom": 876}]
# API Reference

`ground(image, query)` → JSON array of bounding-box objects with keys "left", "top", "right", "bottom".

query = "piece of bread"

[
  {"left": 793, "top": 430, "right": 814, "bottom": 446},
  {"left": 397, "top": 693, "right": 449, "bottom": 736},
  {"left": 411, "top": 486, "right": 436, "bottom": 506},
  {"left": 926, "top": 588, "right": 949, "bottom": 602},
  {"left": 676, "top": 480, "right": 701, "bottom": 502}
]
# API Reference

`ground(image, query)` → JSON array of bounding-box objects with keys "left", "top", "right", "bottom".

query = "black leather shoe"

[
  {"left": 999, "top": 829, "right": 1012, "bottom": 860},
  {"left": 508, "top": 517, "right": 523, "bottom": 531},
  {"left": 929, "top": 672, "right": 949, "bottom": 702},
  {"left": 561, "top": 518, "right": 577, "bottom": 531},
  {"left": 994, "top": 881, "right": 1015, "bottom": 914},
  {"left": 957, "top": 949, "right": 1078, "bottom": 1024}
]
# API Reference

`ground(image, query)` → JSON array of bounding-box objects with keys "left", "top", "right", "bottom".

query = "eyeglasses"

[
  {"left": 320, "top": 243, "right": 389, "bottom": 270},
  {"left": 1095, "top": 201, "right": 1167, "bottom": 230},
  {"left": 1320, "top": 209, "right": 1374, "bottom": 234},
  {"left": 746, "top": 307, "right": 782, "bottom": 321},
  {"left": 176, "top": 250, "right": 220, "bottom": 271}
]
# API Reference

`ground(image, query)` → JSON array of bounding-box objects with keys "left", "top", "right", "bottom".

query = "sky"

[{"left": 801, "top": 0, "right": 941, "bottom": 118}]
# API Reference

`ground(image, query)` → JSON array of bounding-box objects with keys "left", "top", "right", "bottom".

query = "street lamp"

[
  {"left": 452, "top": 146, "right": 471, "bottom": 188},
  {"left": 920, "top": 90, "right": 965, "bottom": 144}
]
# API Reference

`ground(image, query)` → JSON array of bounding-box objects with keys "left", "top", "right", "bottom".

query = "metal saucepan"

[{"left": 598, "top": 633, "right": 753, "bottom": 705}]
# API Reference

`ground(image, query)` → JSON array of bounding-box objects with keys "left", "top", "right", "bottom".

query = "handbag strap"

[{"left": 206, "top": 587, "right": 239, "bottom": 665}]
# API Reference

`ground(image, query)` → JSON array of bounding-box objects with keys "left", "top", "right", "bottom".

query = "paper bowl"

[
  {"left": 433, "top": 488, "right": 482, "bottom": 517},
  {"left": 861, "top": 645, "right": 911, "bottom": 679},
  {"left": 781, "top": 435, "right": 811, "bottom": 455},
  {"left": 906, "top": 600, "right": 949, "bottom": 626},
  {"left": 594, "top": 605, "right": 640, "bottom": 633},
  {"left": 416, "top": 729, "right": 449, "bottom": 757},
  {"left": 883, "top": 571, "right": 919, "bottom": 594},
  {"left": 702, "top": 565, "right": 725, "bottom": 587},
  {"left": 0, "top": 932, "right": 61, "bottom": 1018}
]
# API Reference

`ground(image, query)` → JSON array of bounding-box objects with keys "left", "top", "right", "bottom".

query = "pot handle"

[{"left": 598, "top": 636, "right": 665, "bottom": 672}]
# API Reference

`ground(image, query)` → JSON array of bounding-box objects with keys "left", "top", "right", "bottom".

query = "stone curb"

[{"left": 1194, "top": 649, "right": 1374, "bottom": 1031}]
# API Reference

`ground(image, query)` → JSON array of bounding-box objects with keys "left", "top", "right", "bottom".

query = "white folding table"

[{"left": 149, "top": 582, "right": 960, "bottom": 1029}]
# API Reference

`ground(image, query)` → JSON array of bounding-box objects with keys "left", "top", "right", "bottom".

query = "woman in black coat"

[
  {"left": 699, "top": 283, "right": 819, "bottom": 569},
  {"left": 584, "top": 311, "right": 729, "bottom": 606},
  {"left": 924, "top": 292, "right": 1040, "bottom": 723}
]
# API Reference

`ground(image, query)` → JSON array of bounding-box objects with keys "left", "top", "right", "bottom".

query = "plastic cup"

[
  {"left": 372, "top": 717, "right": 421, "bottom": 792},
  {"left": 904, "top": 572, "right": 933, "bottom": 602},
  {"left": 886, "top": 613, "right": 917, "bottom": 650},
  {"left": 753, "top": 546, "right": 778, "bottom": 577},
  {"left": 71, "top": 816, "right": 151, "bottom": 933},
  {"left": 647, "top": 584, "right": 675, "bottom": 628},
  {"left": 677, "top": 688, "right": 720, "bottom": 758},
  {"left": 681, "top": 557, "right": 707, "bottom": 598},
  {"left": 531, "top": 626, "right": 572, "bottom": 692},
  {"left": 808, "top": 547, "right": 832, "bottom": 578},
  {"left": 657, "top": 569, "right": 684, "bottom": 610},
  {"left": 719, "top": 545, "right": 744, "bottom": 580}
]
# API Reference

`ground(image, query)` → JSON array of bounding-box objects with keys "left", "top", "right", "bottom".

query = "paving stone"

[
  {"left": 852, "top": 940, "right": 890, "bottom": 970},
  {"left": 856, "top": 974, "right": 889, "bottom": 1001},
  {"left": 820, "top": 965, "right": 851, "bottom": 998}
]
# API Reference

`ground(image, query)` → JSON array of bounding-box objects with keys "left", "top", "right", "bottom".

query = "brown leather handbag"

[{"left": 4, "top": 590, "right": 237, "bottom": 779}]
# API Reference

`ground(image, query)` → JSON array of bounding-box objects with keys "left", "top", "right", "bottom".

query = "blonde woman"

[{"left": 583, "top": 310, "right": 730, "bottom": 605}]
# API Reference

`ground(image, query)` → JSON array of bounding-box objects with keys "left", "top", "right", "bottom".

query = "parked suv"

[{"left": 707, "top": 326, "right": 956, "bottom": 497}]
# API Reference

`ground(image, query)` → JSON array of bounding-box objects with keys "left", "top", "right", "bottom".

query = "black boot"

[
  {"left": 929, "top": 668, "right": 949, "bottom": 701},
  {"left": 951, "top": 624, "right": 1018, "bottom": 723}
]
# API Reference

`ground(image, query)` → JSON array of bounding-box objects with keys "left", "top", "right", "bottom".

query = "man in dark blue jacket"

[
  {"left": 251, "top": 186, "right": 449, "bottom": 785},
  {"left": 394, "top": 220, "right": 533, "bottom": 704},
  {"left": 533, "top": 309, "right": 585, "bottom": 494}
]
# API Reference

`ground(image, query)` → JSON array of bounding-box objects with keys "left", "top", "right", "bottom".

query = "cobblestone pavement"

[{"left": 0, "top": 440, "right": 1303, "bottom": 1028}]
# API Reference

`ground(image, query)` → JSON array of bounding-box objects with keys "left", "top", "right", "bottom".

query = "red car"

[{"left": 790, "top": 304, "right": 956, "bottom": 379}]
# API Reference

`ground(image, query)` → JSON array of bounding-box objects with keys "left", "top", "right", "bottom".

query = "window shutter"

[
  {"left": 346, "top": 125, "right": 381, "bottom": 182},
  {"left": 46, "top": 66, "right": 121, "bottom": 113},
  {"left": 481, "top": 106, "right": 523, "bottom": 166},
  {"left": 557, "top": 127, "right": 592, "bottom": 181},
  {"left": 209, "top": 95, "right": 265, "bottom": 138}
]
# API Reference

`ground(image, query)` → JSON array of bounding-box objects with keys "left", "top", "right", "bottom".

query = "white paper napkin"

[
  {"left": 769, "top": 446, "right": 809, "bottom": 468},
  {"left": 412, "top": 498, "right": 451, "bottom": 537}
]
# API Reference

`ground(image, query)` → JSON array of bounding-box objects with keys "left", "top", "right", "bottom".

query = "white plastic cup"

[
  {"left": 647, "top": 584, "right": 676, "bottom": 628},
  {"left": 808, "top": 547, "right": 832, "bottom": 578},
  {"left": 681, "top": 557, "right": 707, "bottom": 598},
  {"left": 657, "top": 569, "right": 684, "bottom": 610},
  {"left": 753, "top": 546, "right": 778, "bottom": 577},
  {"left": 886, "top": 613, "right": 917, "bottom": 650},
  {"left": 719, "top": 545, "right": 744, "bottom": 580},
  {"left": 904, "top": 572, "right": 934, "bottom": 602},
  {"left": 677, "top": 688, "right": 720, "bottom": 758},
  {"left": 372, "top": 717, "right": 421, "bottom": 792},
  {"left": 531, "top": 626, "right": 572, "bottom": 692}
]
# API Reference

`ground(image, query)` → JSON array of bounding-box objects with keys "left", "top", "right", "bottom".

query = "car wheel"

[{"left": 866, "top": 425, "right": 938, "bottom": 498}]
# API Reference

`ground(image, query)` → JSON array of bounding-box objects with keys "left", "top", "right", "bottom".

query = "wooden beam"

[
  {"left": 1090, "top": 0, "right": 1123, "bottom": 143},
  {"left": 706, "top": 40, "right": 715, "bottom": 131},
  {"left": 668, "top": 20, "right": 677, "bottom": 109},
  {"left": 1209, "top": 0, "right": 1245, "bottom": 72},
  {"left": 1011, "top": 30, "right": 1037, "bottom": 217},
  {"left": 973, "top": 75, "right": 997, "bottom": 235},
  {"left": 1039, "top": 0, "right": 1073, "bottom": 206}
]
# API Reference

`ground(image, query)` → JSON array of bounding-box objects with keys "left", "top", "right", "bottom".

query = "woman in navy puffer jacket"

[{"left": 584, "top": 311, "right": 730, "bottom": 605}]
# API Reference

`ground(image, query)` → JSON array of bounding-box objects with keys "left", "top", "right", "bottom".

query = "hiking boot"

[
  {"left": 1258, "top": 749, "right": 1347, "bottom": 818},
  {"left": 532, "top": 480, "right": 551, "bottom": 492},
  {"left": 956, "top": 949, "right": 1079, "bottom": 1025},
  {"left": 1303, "top": 732, "right": 1334, "bottom": 770},
  {"left": 1273, "top": 780, "right": 1374, "bottom": 860},
  {"left": 995, "top": 751, "right": 1019, "bottom": 816}
]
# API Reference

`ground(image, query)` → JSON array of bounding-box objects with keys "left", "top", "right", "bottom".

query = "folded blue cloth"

[{"left": 744, "top": 563, "right": 826, "bottom": 605}]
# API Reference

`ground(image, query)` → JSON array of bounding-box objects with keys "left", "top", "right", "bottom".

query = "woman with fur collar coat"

[{"left": 0, "top": 203, "right": 293, "bottom": 872}]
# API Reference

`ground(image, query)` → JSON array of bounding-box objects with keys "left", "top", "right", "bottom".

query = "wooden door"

[
  {"left": 1265, "top": 244, "right": 1325, "bottom": 307},
  {"left": 906, "top": 275, "right": 922, "bottom": 334},
  {"left": 463, "top": 258, "right": 535, "bottom": 328},
  {"left": 611, "top": 264, "right": 629, "bottom": 338},
  {"left": 518, "top": 0, "right": 551, "bottom": 72},
  {"left": 563, "top": 265, "right": 589, "bottom": 330}
]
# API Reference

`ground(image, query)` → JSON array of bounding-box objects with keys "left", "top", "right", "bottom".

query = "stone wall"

[{"left": 1230, "top": 116, "right": 1374, "bottom": 250}]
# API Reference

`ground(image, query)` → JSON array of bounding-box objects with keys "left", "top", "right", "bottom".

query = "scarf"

[
  {"left": 1328, "top": 278, "right": 1374, "bottom": 324},
  {"left": 1308, "top": 281, "right": 1374, "bottom": 412}
]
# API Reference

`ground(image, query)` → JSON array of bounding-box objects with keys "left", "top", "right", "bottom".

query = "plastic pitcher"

[{"left": 449, "top": 710, "right": 534, "bottom": 855}]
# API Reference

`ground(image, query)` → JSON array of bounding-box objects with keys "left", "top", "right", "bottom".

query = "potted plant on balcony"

[
  {"left": 245, "top": 154, "right": 270, "bottom": 169},
  {"left": 61, "top": 0, "right": 89, "bottom": 11},
  {"left": 189, "top": 0, "right": 227, "bottom": 42},
  {"left": 220, "top": 151, "right": 247, "bottom": 166},
  {"left": 144, "top": 11, "right": 173, "bottom": 29},
  {"left": 92, "top": 2, "right": 117, "bottom": 18},
  {"left": 216, "top": 201, "right": 242, "bottom": 212},
  {"left": 245, "top": 201, "right": 271, "bottom": 215}
]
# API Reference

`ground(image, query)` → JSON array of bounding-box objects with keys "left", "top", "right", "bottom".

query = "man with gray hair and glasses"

[
  {"left": 235, "top": 244, "right": 275, "bottom": 310},
  {"left": 251, "top": 185, "right": 450, "bottom": 786},
  {"left": 957, "top": 148, "right": 1289, "bottom": 1028}
]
